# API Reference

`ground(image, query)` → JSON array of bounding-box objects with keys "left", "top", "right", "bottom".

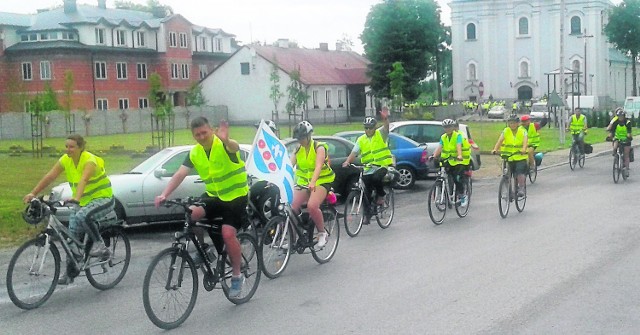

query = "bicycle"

[
  {"left": 612, "top": 139, "right": 631, "bottom": 183},
  {"left": 569, "top": 132, "right": 586, "bottom": 170},
  {"left": 6, "top": 198, "right": 130, "bottom": 310},
  {"left": 259, "top": 187, "right": 339, "bottom": 279},
  {"left": 343, "top": 164, "right": 396, "bottom": 237},
  {"left": 496, "top": 152, "right": 527, "bottom": 218},
  {"left": 427, "top": 158, "right": 472, "bottom": 225},
  {"left": 142, "top": 197, "right": 261, "bottom": 330},
  {"left": 527, "top": 152, "right": 538, "bottom": 183}
]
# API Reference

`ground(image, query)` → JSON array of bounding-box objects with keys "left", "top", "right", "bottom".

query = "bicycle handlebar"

[{"left": 163, "top": 197, "right": 205, "bottom": 210}]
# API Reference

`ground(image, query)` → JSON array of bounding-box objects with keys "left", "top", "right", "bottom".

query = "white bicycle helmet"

[
  {"left": 615, "top": 108, "right": 626, "bottom": 117},
  {"left": 293, "top": 121, "right": 313, "bottom": 140},
  {"left": 363, "top": 117, "right": 377, "bottom": 128},
  {"left": 254, "top": 120, "right": 278, "bottom": 133},
  {"left": 442, "top": 119, "right": 456, "bottom": 127}
]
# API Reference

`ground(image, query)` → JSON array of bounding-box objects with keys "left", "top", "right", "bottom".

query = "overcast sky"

[{"left": 0, "top": 0, "right": 624, "bottom": 54}]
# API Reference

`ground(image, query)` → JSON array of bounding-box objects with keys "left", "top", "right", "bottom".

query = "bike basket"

[{"left": 584, "top": 143, "right": 593, "bottom": 154}]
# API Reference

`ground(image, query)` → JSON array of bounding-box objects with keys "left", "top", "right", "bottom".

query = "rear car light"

[{"left": 420, "top": 150, "right": 428, "bottom": 164}]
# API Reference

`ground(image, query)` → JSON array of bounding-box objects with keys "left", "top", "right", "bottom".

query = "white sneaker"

[
  {"left": 315, "top": 232, "right": 328, "bottom": 249},
  {"left": 89, "top": 241, "right": 111, "bottom": 260},
  {"left": 460, "top": 195, "right": 468, "bottom": 207}
]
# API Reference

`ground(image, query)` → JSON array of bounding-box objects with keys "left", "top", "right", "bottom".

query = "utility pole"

[
  {"left": 559, "top": 0, "right": 566, "bottom": 145},
  {"left": 579, "top": 29, "right": 594, "bottom": 95}
]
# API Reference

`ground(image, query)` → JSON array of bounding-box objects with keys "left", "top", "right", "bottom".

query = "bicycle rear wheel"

[
  {"left": 311, "top": 208, "right": 340, "bottom": 264},
  {"left": 376, "top": 186, "right": 394, "bottom": 229},
  {"left": 613, "top": 155, "right": 620, "bottom": 183},
  {"left": 578, "top": 151, "right": 585, "bottom": 168},
  {"left": 528, "top": 164, "right": 537, "bottom": 183},
  {"left": 498, "top": 177, "right": 511, "bottom": 218},
  {"left": 86, "top": 227, "right": 131, "bottom": 290},
  {"left": 569, "top": 147, "right": 577, "bottom": 170},
  {"left": 259, "top": 216, "right": 292, "bottom": 279},
  {"left": 142, "top": 247, "right": 198, "bottom": 330},
  {"left": 427, "top": 180, "right": 447, "bottom": 225},
  {"left": 455, "top": 178, "right": 471, "bottom": 218},
  {"left": 343, "top": 190, "right": 364, "bottom": 237},
  {"left": 6, "top": 237, "right": 61, "bottom": 310},
  {"left": 515, "top": 180, "right": 527, "bottom": 212},
  {"left": 222, "top": 232, "right": 261, "bottom": 304}
]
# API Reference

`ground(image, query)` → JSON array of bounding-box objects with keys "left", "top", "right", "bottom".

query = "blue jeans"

[{"left": 68, "top": 198, "right": 115, "bottom": 244}]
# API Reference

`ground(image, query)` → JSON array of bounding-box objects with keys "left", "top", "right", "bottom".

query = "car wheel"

[{"left": 394, "top": 166, "right": 416, "bottom": 189}]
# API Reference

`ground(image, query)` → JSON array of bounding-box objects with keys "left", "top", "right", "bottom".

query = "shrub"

[{"left": 421, "top": 112, "right": 435, "bottom": 120}]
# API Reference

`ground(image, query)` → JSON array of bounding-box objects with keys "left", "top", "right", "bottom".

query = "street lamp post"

[{"left": 580, "top": 29, "right": 594, "bottom": 95}]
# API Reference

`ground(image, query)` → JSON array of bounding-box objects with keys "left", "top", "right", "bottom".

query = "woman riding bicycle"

[
  {"left": 23, "top": 134, "right": 114, "bottom": 284},
  {"left": 431, "top": 119, "right": 468, "bottom": 206},
  {"left": 609, "top": 109, "right": 633, "bottom": 173},
  {"left": 290, "top": 120, "right": 335, "bottom": 248},
  {"left": 492, "top": 115, "right": 529, "bottom": 197},
  {"left": 567, "top": 107, "right": 588, "bottom": 156}
]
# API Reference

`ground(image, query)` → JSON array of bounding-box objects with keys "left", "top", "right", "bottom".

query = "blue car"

[{"left": 334, "top": 131, "right": 429, "bottom": 189}]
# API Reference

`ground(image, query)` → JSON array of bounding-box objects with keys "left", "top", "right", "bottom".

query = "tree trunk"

[
  {"left": 436, "top": 49, "right": 443, "bottom": 103},
  {"left": 634, "top": 52, "right": 638, "bottom": 96}
]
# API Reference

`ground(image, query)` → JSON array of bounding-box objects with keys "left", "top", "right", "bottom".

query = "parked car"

[
  {"left": 529, "top": 102, "right": 549, "bottom": 121},
  {"left": 388, "top": 121, "right": 481, "bottom": 171},
  {"left": 50, "top": 144, "right": 253, "bottom": 225},
  {"left": 282, "top": 136, "right": 361, "bottom": 197},
  {"left": 333, "top": 131, "right": 429, "bottom": 189},
  {"left": 487, "top": 105, "right": 509, "bottom": 119}
]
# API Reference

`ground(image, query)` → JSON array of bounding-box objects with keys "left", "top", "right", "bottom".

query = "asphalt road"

[{"left": 1, "top": 154, "right": 639, "bottom": 334}]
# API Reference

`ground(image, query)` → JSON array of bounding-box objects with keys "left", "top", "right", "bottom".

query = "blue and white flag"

[{"left": 246, "top": 120, "right": 295, "bottom": 203}]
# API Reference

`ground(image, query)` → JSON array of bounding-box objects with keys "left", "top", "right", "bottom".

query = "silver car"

[{"left": 50, "top": 144, "right": 252, "bottom": 225}]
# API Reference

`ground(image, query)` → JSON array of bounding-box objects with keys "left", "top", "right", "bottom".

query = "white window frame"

[
  {"left": 136, "top": 31, "right": 146, "bottom": 47},
  {"left": 116, "top": 30, "right": 127, "bottom": 46},
  {"left": 312, "top": 90, "right": 319, "bottom": 109},
  {"left": 199, "top": 36, "right": 207, "bottom": 51},
  {"left": 215, "top": 38, "right": 222, "bottom": 52},
  {"left": 118, "top": 98, "right": 129, "bottom": 110},
  {"left": 40, "top": 61, "right": 52, "bottom": 80},
  {"left": 466, "top": 23, "right": 477, "bottom": 40},
  {"left": 136, "top": 63, "right": 147, "bottom": 79},
  {"left": 467, "top": 61, "right": 478, "bottom": 81},
  {"left": 116, "top": 62, "right": 128, "bottom": 80},
  {"left": 519, "top": 59, "right": 530, "bottom": 78},
  {"left": 171, "top": 63, "right": 179, "bottom": 79},
  {"left": 96, "top": 98, "right": 108, "bottom": 110},
  {"left": 169, "top": 32, "right": 177, "bottom": 47},
  {"left": 95, "top": 61, "right": 107, "bottom": 79},
  {"left": 325, "top": 90, "right": 332, "bottom": 108},
  {"left": 199, "top": 64, "right": 208, "bottom": 79},
  {"left": 517, "top": 17, "right": 530, "bottom": 37},
  {"left": 22, "top": 62, "right": 32, "bottom": 80},
  {"left": 138, "top": 97, "right": 149, "bottom": 109},
  {"left": 95, "top": 28, "right": 106, "bottom": 45},
  {"left": 179, "top": 33, "right": 188, "bottom": 48},
  {"left": 338, "top": 89, "right": 344, "bottom": 107},
  {"left": 181, "top": 64, "right": 190, "bottom": 79}
]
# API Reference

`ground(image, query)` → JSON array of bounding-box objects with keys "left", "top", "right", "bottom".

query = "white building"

[{"left": 449, "top": 0, "right": 634, "bottom": 107}]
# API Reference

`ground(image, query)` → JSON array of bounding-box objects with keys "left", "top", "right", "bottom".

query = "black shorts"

[
  {"left": 201, "top": 194, "right": 247, "bottom": 231},
  {"left": 508, "top": 160, "right": 528, "bottom": 175},
  {"left": 615, "top": 139, "right": 632, "bottom": 147}
]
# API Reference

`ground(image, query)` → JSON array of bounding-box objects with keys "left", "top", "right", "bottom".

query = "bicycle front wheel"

[
  {"left": 528, "top": 164, "right": 538, "bottom": 183},
  {"left": 86, "top": 227, "right": 131, "bottom": 290},
  {"left": 613, "top": 156, "right": 620, "bottom": 183},
  {"left": 376, "top": 186, "right": 394, "bottom": 229},
  {"left": 515, "top": 180, "right": 527, "bottom": 212},
  {"left": 343, "top": 190, "right": 364, "bottom": 237},
  {"left": 427, "top": 180, "right": 446, "bottom": 225},
  {"left": 142, "top": 247, "right": 198, "bottom": 330},
  {"left": 498, "top": 177, "right": 511, "bottom": 218},
  {"left": 260, "top": 216, "right": 292, "bottom": 279},
  {"left": 222, "top": 232, "right": 262, "bottom": 305},
  {"left": 569, "top": 147, "right": 577, "bottom": 171},
  {"left": 455, "top": 178, "right": 471, "bottom": 218},
  {"left": 311, "top": 208, "right": 340, "bottom": 264},
  {"left": 6, "top": 237, "right": 61, "bottom": 310}
]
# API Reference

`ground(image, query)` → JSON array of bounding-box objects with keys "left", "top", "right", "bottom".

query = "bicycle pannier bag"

[{"left": 584, "top": 143, "right": 593, "bottom": 154}]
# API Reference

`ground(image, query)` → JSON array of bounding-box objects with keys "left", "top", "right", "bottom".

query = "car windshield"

[
  {"left": 129, "top": 148, "right": 177, "bottom": 173},
  {"left": 531, "top": 105, "right": 546, "bottom": 113}
]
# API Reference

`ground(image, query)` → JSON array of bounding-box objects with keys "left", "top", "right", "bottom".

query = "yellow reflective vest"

[
  {"left": 190, "top": 136, "right": 248, "bottom": 201},
  {"left": 526, "top": 123, "right": 540, "bottom": 147},
  {"left": 441, "top": 131, "right": 462, "bottom": 166},
  {"left": 569, "top": 114, "right": 586, "bottom": 135},
  {"left": 501, "top": 127, "right": 528, "bottom": 162},
  {"left": 295, "top": 139, "right": 335, "bottom": 187},
  {"left": 59, "top": 151, "right": 112, "bottom": 206},
  {"left": 356, "top": 130, "right": 393, "bottom": 169}
]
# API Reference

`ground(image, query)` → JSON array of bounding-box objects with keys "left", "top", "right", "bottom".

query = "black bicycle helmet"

[
  {"left": 616, "top": 108, "right": 626, "bottom": 117},
  {"left": 363, "top": 117, "right": 377, "bottom": 128},
  {"left": 293, "top": 121, "right": 313, "bottom": 140},
  {"left": 22, "top": 198, "right": 46, "bottom": 225}
]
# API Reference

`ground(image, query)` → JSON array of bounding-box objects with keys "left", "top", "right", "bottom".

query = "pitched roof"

[
  {"left": 253, "top": 45, "right": 370, "bottom": 85},
  {"left": 0, "top": 12, "right": 32, "bottom": 27}
]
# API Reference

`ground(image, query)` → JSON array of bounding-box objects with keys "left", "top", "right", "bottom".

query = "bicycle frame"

[{"left": 435, "top": 165, "right": 457, "bottom": 207}]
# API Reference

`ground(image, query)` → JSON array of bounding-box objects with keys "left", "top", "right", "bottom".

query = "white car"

[
  {"left": 50, "top": 144, "right": 252, "bottom": 225},
  {"left": 487, "top": 106, "right": 509, "bottom": 119},
  {"left": 529, "top": 102, "right": 549, "bottom": 121}
]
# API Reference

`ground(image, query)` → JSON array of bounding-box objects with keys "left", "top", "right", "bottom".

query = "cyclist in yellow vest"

[
  {"left": 492, "top": 115, "right": 529, "bottom": 197},
  {"left": 155, "top": 117, "right": 248, "bottom": 298},
  {"left": 609, "top": 110, "right": 633, "bottom": 173},
  {"left": 520, "top": 114, "right": 541, "bottom": 170},
  {"left": 342, "top": 107, "right": 393, "bottom": 222},
  {"left": 24, "top": 134, "right": 114, "bottom": 284},
  {"left": 566, "top": 108, "right": 588, "bottom": 156},
  {"left": 291, "top": 120, "right": 335, "bottom": 248},
  {"left": 431, "top": 119, "right": 468, "bottom": 207}
]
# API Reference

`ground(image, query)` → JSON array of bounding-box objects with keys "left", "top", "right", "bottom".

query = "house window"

[
  {"left": 169, "top": 32, "right": 177, "bottom": 47},
  {"left": 199, "top": 64, "right": 208, "bottom": 79},
  {"left": 325, "top": 90, "right": 332, "bottom": 108},
  {"left": 40, "top": 61, "right": 52, "bottom": 80},
  {"left": 240, "top": 62, "right": 250, "bottom": 75},
  {"left": 179, "top": 33, "right": 188, "bottom": 48},
  {"left": 137, "top": 63, "right": 147, "bottom": 79},
  {"left": 40, "top": 33, "right": 49, "bottom": 41},
  {"left": 61, "top": 32, "right": 75, "bottom": 40},
  {"left": 466, "top": 23, "right": 476, "bottom": 40},
  {"left": 518, "top": 17, "right": 529, "bottom": 36},
  {"left": 215, "top": 38, "right": 222, "bottom": 52},
  {"left": 116, "top": 62, "right": 128, "bottom": 79},
  {"left": 171, "top": 63, "right": 179, "bottom": 79},
  {"left": 138, "top": 97, "right": 149, "bottom": 109},
  {"left": 118, "top": 98, "right": 129, "bottom": 110},
  {"left": 48, "top": 32, "right": 59, "bottom": 40},
  {"left": 199, "top": 36, "right": 206, "bottom": 51},
  {"left": 468, "top": 63, "right": 477, "bottom": 81},
  {"left": 96, "top": 99, "right": 108, "bottom": 110},
  {"left": 29, "top": 34, "right": 37, "bottom": 41},
  {"left": 181, "top": 64, "right": 190, "bottom": 79},
  {"left": 22, "top": 62, "right": 32, "bottom": 80},
  {"left": 312, "top": 90, "right": 319, "bottom": 109},
  {"left": 571, "top": 16, "right": 582, "bottom": 35},
  {"left": 116, "top": 30, "right": 126, "bottom": 46},
  {"left": 21, "top": 35, "right": 28, "bottom": 42},
  {"left": 572, "top": 59, "right": 581, "bottom": 72},
  {"left": 137, "top": 31, "right": 146, "bottom": 47},
  {"left": 519, "top": 61, "right": 529, "bottom": 78},
  {"left": 95, "top": 28, "right": 106, "bottom": 45},
  {"left": 338, "top": 90, "right": 344, "bottom": 107},
  {"left": 95, "top": 61, "right": 107, "bottom": 79}
]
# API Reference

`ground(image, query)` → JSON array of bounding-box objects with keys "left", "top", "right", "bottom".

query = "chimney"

[
  {"left": 276, "top": 38, "right": 289, "bottom": 48},
  {"left": 98, "top": 0, "right": 106, "bottom": 9},
  {"left": 319, "top": 42, "right": 329, "bottom": 51},
  {"left": 63, "top": 0, "right": 77, "bottom": 14}
]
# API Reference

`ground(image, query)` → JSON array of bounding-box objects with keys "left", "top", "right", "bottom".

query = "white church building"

[{"left": 449, "top": 0, "right": 634, "bottom": 107}]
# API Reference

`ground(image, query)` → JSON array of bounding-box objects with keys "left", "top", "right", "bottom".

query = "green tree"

[
  {"left": 114, "top": 0, "right": 173, "bottom": 16},
  {"left": 185, "top": 81, "right": 206, "bottom": 128},
  {"left": 361, "top": 0, "right": 443, "bottom": 101},
  {"left": 63, "top": 70, "right": 75, "bottom": 134},
  {"left": 605, "top": 0, "right": 640, "bottom": 96},
  {"left": 285, "top": 69, "right": 309, "bottom": 136},
  {"left": 269, "top": 58, "right": 284, "bottom": 123},
  {"left": 434, "top": 25, "right": 452, "bottom": 103},
  {"left": 388, "top": 61, "right": 407, "bottom": 113},
  {"left": 148, "top": 72, "right": 174, "bottom": 148}
]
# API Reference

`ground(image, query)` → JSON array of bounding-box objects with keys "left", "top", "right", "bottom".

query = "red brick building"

[{"left": 0, "top": 0, "right": 236, "bottom": 113}]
